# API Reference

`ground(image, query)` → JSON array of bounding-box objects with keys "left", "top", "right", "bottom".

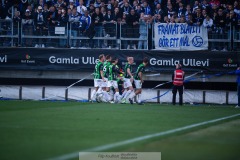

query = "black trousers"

[{"left": 172, "top": 85, "right": 183, "bottom": 105}]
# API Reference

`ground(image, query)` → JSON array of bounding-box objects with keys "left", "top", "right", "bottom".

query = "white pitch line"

[{"left": 49, "top": 113, "right": 240, "bottom": 160}]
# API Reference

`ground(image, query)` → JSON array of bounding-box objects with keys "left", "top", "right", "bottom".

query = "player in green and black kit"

[
  {"left": 108, "top": 57, "right": 124, "bottom": 103},
  {"left": 91, "top": 54, "right": 106, "bottom": 102},
  {"left": 129, "top": 57, "right": 148, "bottom": 104},
  {"left": 101, "top": 55, "right": 112, "bottom": 102},
  {"left": 121, "top": 57, "right": 134, "bottom": 103}
]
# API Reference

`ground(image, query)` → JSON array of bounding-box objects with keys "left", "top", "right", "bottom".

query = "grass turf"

[{"left": 0, "top": 101, "right": 239, "bottom": 160}]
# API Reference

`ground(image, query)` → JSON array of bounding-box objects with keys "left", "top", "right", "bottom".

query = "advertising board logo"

[
  {"left": 227, "top": 58, "right": 233, "bottom": 64},
  {"left": 21, "top": 54, "right": 35, "bottom": 64},
  {"left": 25, "top": 54, "right": 30, "bottom": 60},
  {"left": 223, "top": 58, "right": 237, "bottom": 68},
  {"left": 0, "top": 55, "right": 7, "bottom": 63},
  {"left": 49, "top": 56, "right": 99, "bottom": 65}
]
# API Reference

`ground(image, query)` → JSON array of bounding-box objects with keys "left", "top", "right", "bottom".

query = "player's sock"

[
  {"left": 96, "top": 88, "right": 102, "bottom": 95},
  {"left": 114, "top": 92, "right": 120, "bottom": 103},
  {"left": 124, "top": 90, "right": 132, "bottom": 99},
  {"left": 91, "top": 90, "right": 96, "bottom": 101},
  {"left": 121, "top": 90, "right": 127, "bottom": 99},
  {"left": 128, "top": 93, "right": 136, "bottom": 104},
  {"left": 102, "top": 91, "right": 109, "bottom": 102},
  {"left": 137, "top": 94, "right": 142, "bottom": 103},
  {"left": 129, "top": 93, "right": 136, "bottom": 100}
]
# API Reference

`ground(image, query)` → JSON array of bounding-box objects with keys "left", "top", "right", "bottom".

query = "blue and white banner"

[{"left": 154, "top": 23, "right": 208, "bottom": 51}]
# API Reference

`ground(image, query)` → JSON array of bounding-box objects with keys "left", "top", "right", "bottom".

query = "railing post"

[
  {"left": 42, "top": 87, "right": 45, "bottom": 99},
  {"left": 157, "top": 90, "right": 160, "bottom": 103},
  {"left": 19, "top": 86, "right": 22, "bottom": 100}
]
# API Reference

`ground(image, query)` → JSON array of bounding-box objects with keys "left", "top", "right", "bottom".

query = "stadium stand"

[{"left": 0, "top": 0, "right": 239, "bottom": 51}]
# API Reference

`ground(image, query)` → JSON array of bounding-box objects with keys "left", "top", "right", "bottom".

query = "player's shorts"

[
  {"left": 101, "top": 77, "right": 108, "bottom": 87},
  {"left": 94, "top": 79, "right": 103, "bottom": 87},
  {"left": 123, "top": 78, "right": 132, "bottom": 88},
  {"left": 107, "top": 80, "right": 118, "bottom": 89},
  {"left": 134, "top": 79, "right": 142, "bottom": 89}
]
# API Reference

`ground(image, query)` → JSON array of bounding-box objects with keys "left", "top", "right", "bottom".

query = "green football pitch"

[{"left": 0, "top": 101, "right": 240, "bottom": 160}]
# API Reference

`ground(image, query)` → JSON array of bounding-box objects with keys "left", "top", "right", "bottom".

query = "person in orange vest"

[{"left": 172, "top": 64, "right": 185, "bottom": 105}]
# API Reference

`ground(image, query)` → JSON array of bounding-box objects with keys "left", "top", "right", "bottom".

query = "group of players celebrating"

[{"left": 90, "top": 54, "right": 149, "bottom": 104}]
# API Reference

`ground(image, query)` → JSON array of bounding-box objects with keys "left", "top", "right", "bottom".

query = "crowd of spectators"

[{"left": 0, "top": 0, "right": 239, "bottom": 50}]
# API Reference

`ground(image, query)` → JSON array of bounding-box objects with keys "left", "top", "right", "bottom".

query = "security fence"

[{"left": 0, "top": 19, "right": 239, "bottom": 51}]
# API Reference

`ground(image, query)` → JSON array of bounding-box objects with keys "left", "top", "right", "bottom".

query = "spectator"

[
  {"left": 43, "top": 4, "right": 49, "bottom": 14},
  {"left": 57, "top": 8, "right": 69, "bottom": 47},
  {"left": 202, "top": 9, "right": 208, "bottom": 18},
  {"left": 77, "top": 0, "right": 87, "bottom": 15},
  {"left": 210, "top": 4, "right": 219, "bottom": 17},
  {"left": 136, "top": 5, "right": 144, "bottom": 15},
  {"left": 34, "top": 6, "right": 48, "bottom": 48},
  {"left": 91, "top": 7, "right": 104, "bottom": 48},
  {"left": 47, "top": 6, "right": 58, "bottom": 46},
  {"left": 103, "top": 9, "right": 116, "bottom": 48},
  {"left": 106, "top": 0, "right": 116, "bottom": 13},
  {"left": 186, "top": 13, "right": 194, "bottom": 25},
  {"left": 153, "top": 13, "right": 163, "bottom": 23},
  {"left": 79, "top": 10, "right": 92, "bottom": 47},
  {"left": 132, "top": 0, "right": 139, "bottom": 11},
  {"left": 164, "top": 15, "right": 170, "bottom": 23},
  {"left": 177, "top": 2, "right": 186, "bottom": 18},
  {"left": 94, "top": 0, "right": 102, "bottom": 8},
  {"left": 203, "top": 14, "right": 213, "bottom": 31},
  {"left": 226, "top": 10, "right": 238, "bottom": 50},
  {"left": 193, "top": 8, "right": 204, "bottom": 26},
  {"left": 113, "top": 7, "right": 122, "bottom": 40},
  {"left": 126, "top": 8, "right": 139, "bottom": 49},
  {"left": 100, "top": 6, "right": 107, "bottom": 17},
  {"left": 54, "top": 0, "right": 66, "bottom": 9},
  {"left": 185, "top": 4, "right": 192, "bottom": 21},
  {"left": 69, "top": 7, "right": 80, "bottom": 48},
  {"left": 214, "top": 8, "right": 227, "bottom": 51},
  {"left": 68, "top": 0, "right": 76, "bottom": 10},
  {"left": 154, "top": 3, "right": 164, "bottom": 17},
  {"left": 120, "top": 12, "right": 128, "bottom": 49},
  {"left": 104, "top": 9, "right": 116, "bottom": 37},
  {"left": 142, "top": 1, "right": 151, "bottom": 16},
  {"left": 35, "top": 0, "right": 45, "bottom": 11},
  {"left": 166, "top": 3, "right": 176, "bottom": 19},
  {"left": 119, "top": 0, "right": 127, "bottom": 9},
  {"left": 138, "top": 12, "right": 148, "bottom": 49},
  {"left": 13, "top": 10, "right": 21, "bottom": 46},
  {"left": 122, "top": 2, "right": 132, "bottom": 15},
  {"left": 88, "top": 3, "right": 95, "bottom": 16},
  {"left": 179, "top": 14, "right": 186, "bottom": 23},
  {"left": 192, "top": 0, "right": 200, "bottom": 13},
  {"left": 201, "top": 0, "right": 210, "bottom": 13},
  {"left": 22, "top": 9, "right": 34, "bottom": 47}
]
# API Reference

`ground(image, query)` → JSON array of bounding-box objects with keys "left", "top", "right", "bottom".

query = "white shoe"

[
  {"left": 41, "top": 44, "right": 45, "bottom": 48},
  {"left": 235, "top": 105, "right": 240, "bottom": 108},
  {"left": 127, "top": 45, "right": 130, "bottom": 49},
  {"left": 105, "top": 34, "right": 110, "bottom": 37},
  {"left": 35, "top": 44, "right": 39, "bottom": 48},
  {"left": 70, "top": 47, "right": 75, "bottom": 49}
]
